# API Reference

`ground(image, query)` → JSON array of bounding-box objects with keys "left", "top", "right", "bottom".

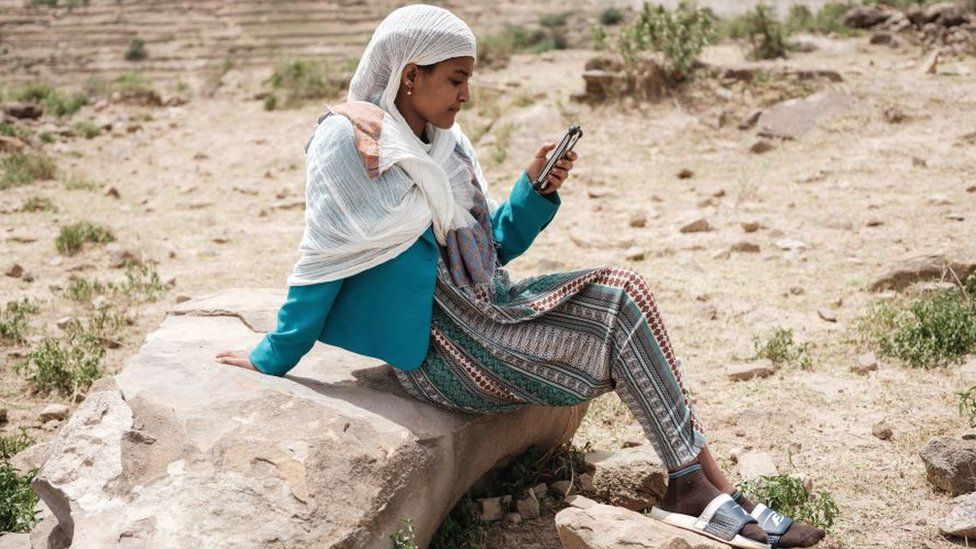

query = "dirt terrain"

[{"left": 2, "top": 13, "right": 976, "bottom": 549}]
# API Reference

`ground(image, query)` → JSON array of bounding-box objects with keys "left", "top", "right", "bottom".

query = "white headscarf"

[{"left": 287, "top": 5, "right": 497, "bottom": 288}]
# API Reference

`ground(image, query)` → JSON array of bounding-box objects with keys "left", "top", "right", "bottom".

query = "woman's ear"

[{"left": 401, "top": 63, "right": 418, "bottom": 91}]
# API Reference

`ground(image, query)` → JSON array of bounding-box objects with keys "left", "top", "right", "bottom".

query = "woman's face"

[{"left": 404, "top": 56, "right": 474, "bottom": 129}]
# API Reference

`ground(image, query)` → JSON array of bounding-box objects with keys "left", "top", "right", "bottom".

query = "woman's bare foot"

[{"left": 658, "top": 465, "right": 768, "bottom": 544}]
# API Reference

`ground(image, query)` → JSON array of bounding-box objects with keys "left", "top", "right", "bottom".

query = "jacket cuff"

[{"left": 510, "top": 171, "right": 560, "bottom": 230}]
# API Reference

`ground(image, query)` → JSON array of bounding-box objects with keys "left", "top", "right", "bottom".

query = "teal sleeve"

[
  {"left": 249, "top": 280, "right": 343, "bottom": 377},
  {"left": 491, "top": 170, "right": 561, "bottom": 265}
]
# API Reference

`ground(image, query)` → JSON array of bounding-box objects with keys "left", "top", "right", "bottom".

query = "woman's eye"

[{"left": 450, "top": 80, "right": 463, "bottom": 86}]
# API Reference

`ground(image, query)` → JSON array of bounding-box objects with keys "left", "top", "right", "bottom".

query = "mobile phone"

[{"left": 533, "top": 125, "right": 583, "bottom": 192}]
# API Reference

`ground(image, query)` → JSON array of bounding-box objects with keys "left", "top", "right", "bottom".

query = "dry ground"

[{"left": 2, "top": 36, "right": 975, "bottom": 548}]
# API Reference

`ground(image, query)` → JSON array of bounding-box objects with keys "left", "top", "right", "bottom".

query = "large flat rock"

[{"left": 28, "top": 289, "right": 587, "bottom": 548}]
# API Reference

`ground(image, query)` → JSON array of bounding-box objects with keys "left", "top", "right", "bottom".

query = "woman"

[{"left": 216, "top": 5, "right": 824, "bottom": 548}]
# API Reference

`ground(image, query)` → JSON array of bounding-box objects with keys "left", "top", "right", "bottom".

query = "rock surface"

[
  {"left": 869, "top": 250, "right": 976, "bottom": 292},
  {"left": 555, "top": 495, "right": 725, "bottom": 549},
  {"left": 921, "top": 437, "right": 976, "bottom": 495},
  {"left": 27, "top": 289, "right": 588, "bottom": 548},
  {"left": 757, "top": 91, "right": 855, "bottom": 139},
  {"left": 940, "top": 492, "right": 976, "bottom": 538},
  {"left": 584, "top": 444, "right": 667, "bottom": 511}
]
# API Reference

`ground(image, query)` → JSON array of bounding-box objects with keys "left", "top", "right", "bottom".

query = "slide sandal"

[
  {"left": 747, "top": 503, "right": 794, "bottom": 548},
  {"left": 651, "top": 493, "right": 771, "bottom": 549}
]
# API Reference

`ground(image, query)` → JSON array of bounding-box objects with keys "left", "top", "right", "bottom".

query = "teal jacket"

[{"left": 250, "top": 170, "right": 560, "bottom": 377}]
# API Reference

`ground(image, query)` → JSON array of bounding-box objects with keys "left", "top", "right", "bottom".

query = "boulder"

[
  {"left": 584, "top": 444, "right": 667, "bottom": 511},
  {"left": 869, "top": 250, "right": 976, "bottom": 292},
  {"left": 2, "top": 102, "right": 43, "bottom": 119},
  {"left": 758, "top": 91, "right": 855, "bottom": 140},
  {"left": 921, "top": 437, "right": 976, "bottom": 495},
  {"left": 555, "top": 495, "right": 725, "bottom": 549},
  {"left": 940, "top": 492, "right": 976, "bottom": 538},
  {"left": 842, "top": 5, "right": 899, "bottom": 29},
  {"left": 0, "top": 533, "right": 30, "bottom": 549},
  {"left": 27, "top": 289, "right": 588, "bottom": 548}
]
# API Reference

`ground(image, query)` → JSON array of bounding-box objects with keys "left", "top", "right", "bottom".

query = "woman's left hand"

[{"left": 526, "top": 142, "right": 578, "bottom": 195}]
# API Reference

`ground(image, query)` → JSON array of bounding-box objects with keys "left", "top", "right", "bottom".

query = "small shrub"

[
  {"left": 390, "top": 517, "right": 418, "bottom": 549},
  {"left": 752, "top": 327, "right": 812, "bottom": 369},
  {"left": 65, "top": 277, "right": 107, "bottom": 302},
  {"left": 430, "top": 494, "right": 488, "bottom": 548},
  {"left": 539, "top": 12, "right": 570, "bottom": 28},
  {"left": 1, "top": 152, "right": 57, "bottom": 190},
  {"left": 477, "top": 24, "right": 564, "bottom": 68},
  {"left": 786, "top": 5, "right": 816, "bottom": 33},
  {"left": 64, "top": 176, "right": 98, "bottom": 191},
  {"left": 268, "top": 60, "right": 340, "bottom": 108},
  {"left": 39, "top": 132, "right": 55, "bottom": 144},
  {"left": 619, "top": 1, "right": 715, "bottom": 81},
  {"left": 124, "top": 37, "right": 146, "bottom": 61},
  {"left": 0, "top": 429, "right": 34, "bottom": 461},
  {"left": 600, "top": 7, "right": 626, "bottom": 26},
  {"left": 110, "top": 72, "right": 154, "bottom": 94},
  {"left": 739, "top": 475, "right": 838, "bottom": 531},
  {"left": 73, "top": 120, "right": 101, "bottom": 139},
  {"left": 592, "top": 24, "right": 609, "bottom": 50},
  {"left": 263, "top": 94, "right": 277, "bottom": 111},
  {"left": 859, "top": 275, "right": 976, "bottom": 368},
  {"left": 28, "top": 0, "right": 58, "bottom": 7},
  {"left": 743, "top": 4, "right": 788, "bottom": 59},
  {"left": 0, "top": 299, "right": 39, "bottom": 345},
  {"left": 0, "top": 461, "right": 40, "bottom": 533},
  {"left": 815, "top": 2, "right": 859, "bottom": 36},
  {"left": 959, "top": 385, "right": 976, "bottom": 427},
  {"left": 20, "top": 196, "right": 57, "bottom": 213},
  {"left": 0, "top": 121, "right": 30, "bottom": 140},
  {"left": 119, "top": 260, "right": 167, "bottom": 302},
  {"left": 15, "top": 330, "right": 104, "bottom": 397},
  {"left": 55, "top": 221, "right": 115, "bottom": 255},
  {"left": 12, "top": 83, "right": 87, "bottom": 117}
]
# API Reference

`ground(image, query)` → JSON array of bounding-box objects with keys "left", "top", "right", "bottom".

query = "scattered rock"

[
  {"left": 872, "top": 420, "right": 893, "bottom": 441},
  {"left": 921, "top": 437, "right": 976, "bottom": 495},
  {"left": 679, "top": 217, "right": 713, "bottom": 234},
  {"left": 3, "top": 102, "right": 43, "bottom": 119},
  {"left": 628, "top": 211, "right": 647, "bottom": 228},
  {"left": 0, "top": 135, "right": 26, "bottom": 154},
  {"left": 37, "top": 403, "right": 69, "bottom": 422},
  {"left": 551, "top": 480, "right": 573, "bottom": 498},
  {"left": 56, "top": 317, "right": 72, "bottom": 330},
  {"left": 555, "top": 496, "right": 725, "bottom": 549},
  {"left": 739, "top": 109, "right": 763, "bottom": 130},
  {"left": 817, "top": 308, "right": 838, "bottom": 323},
  {"left": 174, "top": 295, "right": 192, "bottom": 304},
  {"left": 869, "top": 250, "right": 976, "bottom": 292},
  {"left": 107, "top": 247, "right": 141, "bottom": 268},
  {"left": 740, "top": 220, "right": 761, "bottom": 233},
  {"left": 502, "top": 512, "right": 522, "bottom": 529},
  {"left": 883, "top": 105, "right": 906, "bottom": 123},
  {"left": 477, "top": 496, "right": 503, "bottom": 522},
  {"left": 940, "top": 492, "right": 976, "bottom": 539},
  {"left": 789, "top": 286, "right": 806, "bottom": 296},
  {"left": 728, "top": 360, "right": 776, "bottom": 381},
  {"left": 5, "top": 263, "right": 23, "bottom": 278},
  {"left": 577, "top": 54, "right": 667, "bottom": 103},
  {"left": 852, "top": 352, "right": 879, "bottom": 375},
  {"left": 750, "top": 139, "right": 775, "bottom": 154},
  {"left": 735, "top": 450, "right": 778, "bottom": 479},
  {"left": 624, "top": 247, "right": 645, "bottom": 261},
  {"left": 843, "top": 5, "right": 900, "bottom": 28},
  {"left": 757, "top": 91, "right": 855, "bottom": 140},
  {"left": 869, "top": 32, "right": 896, "bottom": 46},
  {"left": 587, "top": 187, "right": 613, "bottom": 199},
  {"left": 677, "top": 169, "right": 694, "bottom": 179},
  {"left": 775, "top": 239, "right": 807, "bottom": 251},
  {"left": 517, "top": 488, "right": 541, "bottom": 519},
  {"left": 103, "top": 186, "right": 120, "bottom": 199},
  {"left": 584, "top": 445, "right": 667, "bottom": 511},
  {"left": 866, "top": 218, "right": 884, "bottom": 227},
  {"left": 730, "top": 241, "right": 760, "bottom": 254},
  {"left": 913, "top": 156, "right": 928, "bottom": 168}
]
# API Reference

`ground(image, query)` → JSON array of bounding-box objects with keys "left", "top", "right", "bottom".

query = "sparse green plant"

[
  {"left": 110, "top": 72, "right": 154, "bottom": 94},
  {"left": 12, "top": 83, "right": 87, "bottom": 117},
  {"left": 0, "top": 429, "right": 34, "bottom": 461},
  {"left": 73, "top": 120, "right": 101, "bottom": 139},
  {"left": 64, "top": 176, "right": 98, "bottom": 191},
  {"left": 0, "top": 461, "right": 40, "bottom": 533},
  {"left": 815, "top": 2, "right": 859, "bottom": 36},
  {"left": 430, "top": 494, "right": 488, "bottom": 549},
  {"left": 28, "top": 0, "right": 58, "bottom": 7},
  {"left": 786, "top": 5, "right": 816, "bottom": 33},
  {"left": 0, "top": 121, "right": 30, "bottom": 140},
  {"left": 958, "top": 385, "right": 976, "bottom": 427},
  {"left": 752, "top": 327, "right": 813, "bottom": 369},
  {"left": 600, "top": 7, "right": 626, "bottom": 26},
  {"left": 743, "top": 4, "right": 788, "bottom": 59},
  {"left": 65, "top": 277, "right": 107, "bottom": 302},
  {"left": 738, "top": 475, "right": 838, "bottom": 531},
  {"left": 390, "top": 517, "right": 419, "bottom": 549},
  {"left": 15, "top": 329, "right": 104, "bottom": 397},
  {"left": 539, "top": 11, "right": 571, "bottom": 28},
  {"left": 124, "top": 37, "right": 147, "bottom": 61},
  {"left": 263, "top": 94, "right": 278, "bottom": 111},
  {"left": 55, "top": 221, "right": 116, "bottom": 255},
  {"left": 477, "top": 24, "right": 565, "bottom": 68},
  {"left": 39, "top": 132, "right": 55, "bottom": 144},
  {"left": 1, "top": 152, "right": 57, "bottom": 190},
  {"left": 618, "top": 1, "right": 715, "bottom": 81},
  {"left": 859, "top": 274, "right": 976, "bottom": 368},
  {"left": 119, "top": 260, "right": 167, "bottom": 302},
  {"left": 0, "top": 299, "right": 39, "bottom": 345},
  {"left": 20, "top": 196, "right": 57, "bottom": 213},
  {"left": 592, "top": 24, "right": 609, "bottom": 50},
  {"left": 268, "top": 59, "right": 341, "bottom": 108}
]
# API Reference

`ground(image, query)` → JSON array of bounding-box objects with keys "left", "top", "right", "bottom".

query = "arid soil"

[{"left": 2, "top": 31, "right": 976, "bottom": 549}]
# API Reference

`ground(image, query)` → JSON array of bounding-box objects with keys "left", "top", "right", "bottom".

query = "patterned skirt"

[{"left": 392, "top": 258, "right": 707, "bottom": 470}]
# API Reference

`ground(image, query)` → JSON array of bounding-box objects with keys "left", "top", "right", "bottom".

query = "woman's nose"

[{"left": 459, "top": 83, "right": 470, "bottom": 104}]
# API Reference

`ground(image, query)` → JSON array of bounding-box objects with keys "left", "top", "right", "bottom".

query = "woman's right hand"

[{"left": 215, "top": 350, "right": 258, "bottom": 371}]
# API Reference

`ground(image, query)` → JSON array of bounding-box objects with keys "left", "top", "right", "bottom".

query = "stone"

[
  {"left": 740, "top": 221, "right": 761, "bottom": 233},
  {"left": 739, "top": 109, "right": 763, "bottom": 130},
  {"left": 940, "top": 492, "right": 976, "bottom": 538},
  {"left": 5, "top": 263, "right": 23, "bottom": 278},
  {"left": 584, "top": 445, "right": 667, "bottom": 511},
  {"left": 775, "top": 239, "right": 807, "bottom": 251},
  {"left": 0, "top": 135, "right": 26, "bottom": 154},
  {"left": 883, "top": 105, "right": 906, "bottom": 123},
  {"left": 735, "top": 450, "right": 778, "bottom": 479},
  {"left": 730, "top": 241, "right": 760, "bottom": 253},
  {"left": 677, "top": 168, "right": 694, "bottom": 179},
  {"left": 555, "top": 496, "right": 725, "bottom": 549},
  {"left": 757, "top": 91, "right": 855, "bottom": 140},
  {"left": 477, "top": 496, "right": 503, "bottom": 522},
  {"left": 624, "top": 247, "right": 645, "bottom": 261},
  {"left": 26, "top": 290, "right": 587, "bottom": 548},
  {"left": 727, "top": 360, "right": 776, "bottom": 381},
  {"left": 628, "top": 211, "right": 647, "bottom": 228},
  {"left": 680, "top": 217, "right": 713, "bottom": 234},
  {"left": 852, "top": 352, "right": 879, "bottom": 375},
  {"left": 913, "top": 156, "right": 928, "bottom": 168},
  {"left": 843, "top": 5, "right": 899, "bottom": 28},
  {"left": 551, "top": 480, "right": 573, "bottom": 497},
  {"left": 502, "top": 512, "right": 522, "bottom": 528},
  {"left": 750, "top": 139, "right": 774, "bottom": 154},
  {"left": 103, "top": 185, "right": 120, "bottom": 199},
  {"left": 869, "top": 250, "right": 976, "bottom": 292},
  {"left": 920, "top": 437, "right": 976, "bottom": 495},
  {"left": 517, "top": 489, "right": 541, "bottom": 519},
  {"left": 38, "top": 403, "right": 70, "bottom": 422},
  {"left": 107, "top": 247, "right": 141, "bottom": 269},
  {"left": 3, "top": 102, "right": 43, "bottom": 119},
  {"left": 56, "top": 317, "right": 72, "bottom": 330},
  {"left": 578, "top": 473, "right": 594, "bottom": 492},
  {"left": 872, "top": 420, "right": 893, "bottom": 441},
  {"left": 0, "top": 533, "right": 30, "bottom": 549},
  {"left": 10, "top": 442, "right": 52, "bottom": 475},
  {"left": 869, "top": 32, "right": 895, "bottom": 45},
  {"left": 817, "top": 308, "right": 838, "bottom": 322},
  {"left": 531, "top": 482, "right": 548, "bottom": 499}
]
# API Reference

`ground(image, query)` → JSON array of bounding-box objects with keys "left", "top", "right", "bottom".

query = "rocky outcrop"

[
  {"left": 869, "top": 250, "right": 976, "bottom": 292},
  {"left": 26, "top": 289, "right": 587, "bottom": 548},
  {"left": 921, "top": 437, "right": 976, "bottom": 496}
]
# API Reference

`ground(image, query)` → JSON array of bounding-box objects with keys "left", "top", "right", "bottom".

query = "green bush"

[
  {"left": 959, "top": 385, "right": 976, "bottom": 427},
  {"left": 743, "top": 4, "right": 788, "bottom": 59},
  {"left": 268, "top": 60, "right": 340, "bottom": 108},
  {"left": 786, "top": 5, "right": 816, "bottom": 33},
  {"left": 55, "top": 221, "right": 116, "bottom": 255},
  {"left": 65, "top": 277, "right": 107, "bottom": 302},
  {"left": 539, "top": 12, "right": 571, "bottom": 28},
  {"left": 859, "top": 275, "right": 976, "bottom": 368},
  {"left": 618, "top": 1, "right": 715, "bottom": 81},
  {"left": 124, "top": 37, "right": 147, "bottom": 61},
  {"left": 477, "top": 24, "right": 566, "bottom": 68},
  {"left": 0, "top": 299, "right": 39, "bottom": 345},
  {"left": 20, "top": 196, "right": 57, "bottom": 213},
  {"left": 600, "top": 7, "right": 626, "bottom": 26},
  {"left": 752, "top": 327, "right": 812, "bottom": 369},
  {"left": 263, "top": 94, "right": 277, "bottom": 111},
  {"left": 64, "top": 176, "right": 98, "bottom": 191},
  {"left": 0, "top": 461, "right": 39, "bottom": 533},
  {"left": 815, "top": 2, "right": 859, "bottom": 36},
  {"left": 738, "top": 475, "right": 838, "bottom": 531},
  {"left": 1, "top": 152, "right": 57, "bottom": 190},
  {"left": 390, "top": 517, "right": 419, "bottom": 549},
  {"left": 15, "top": 329, "right": 104, "bottom": 397},
  {"left": 0, "top": 121, "right": 30, "bottom": 140},
  {"left": 12, "top": 83, "right": 87, "bottom": 117},
  {"left": 0, "top": 429, "right": 34, "bottom": 461},
  {"left": 73, "top": 120, "right": 101, "bottom": 139}
]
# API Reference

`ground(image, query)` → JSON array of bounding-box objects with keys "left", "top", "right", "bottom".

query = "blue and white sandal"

[
  {"left": 731, "top": 491, "right": 794, "bottom": 548},
  {"left": 650, "top": 467, "right": 770, "bottom": 549}
]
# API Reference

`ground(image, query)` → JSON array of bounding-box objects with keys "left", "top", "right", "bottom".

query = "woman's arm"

[
  {"left": 491, "top": 170, "right": 561, "bottom": 265},
  {"left": 246, "top": 280, "right": 344, "bottom": 376}
]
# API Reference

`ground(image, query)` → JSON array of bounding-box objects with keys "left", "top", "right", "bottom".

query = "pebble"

[
  {"left": 5, "top": 263, "right": 23, "bottom": 278},
  {"left": 550, "top": 480, "right": 573, "bottom": 497},
  {"left": 502, "top": 512, "right": 522, "bottom": 528},
  {"left": 38, "top": 403, "right": 70, "bottom": 422},
  {"left": 775, "top": 239, "right": 806, "bottom": 251},
  {"left": 531, "top": 482, "right": 548, "bottom": 499},
  {"left": 852, "top": 352, "right": 879, "bottom": 375},
  {"left": 913, "top": 156, "right": 928, "bottom": 168},
  {"left": 730, "top": 241, "right": 760, "bottom": 253},
  {"left": 817, "top": 308, "right": 838, "bottom": 322},
  {"left": 677, "top": 169, "right": 694, "bottom": 179},
  {"left": 872, "top": 420, "right": 893, "bottom": 441},
  {"left": 739, "top": 109, "right": 763, "bottom": 130},
  {"left": 679, "top": 217, "right": 714, "bottom": 233},
  {"left": 56, "top": 317, "right": 73, "bottom": 330},
  {"left": 727, "top": 360, "right": 776, "bottom": 381},
  {"left": 477, "top": 496, "right": 503, "bottom": 522},
  {"left": 628, "top": 211, "right": 647, "bottom": 228},
  {"left": 740, "top": 221, "right": 761, "bottom": 233},
  {"left": 750, "top": 139, "right": 774, "bottom": 154},
  {"left": 517, "top": 489, "right": 540, "bottom": 519},
  {"left": 624, "top": 247, "right": 645, "bottom": 261},
  {"left": 103, "top": 185, "right": 121, "bottom": 199}
]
